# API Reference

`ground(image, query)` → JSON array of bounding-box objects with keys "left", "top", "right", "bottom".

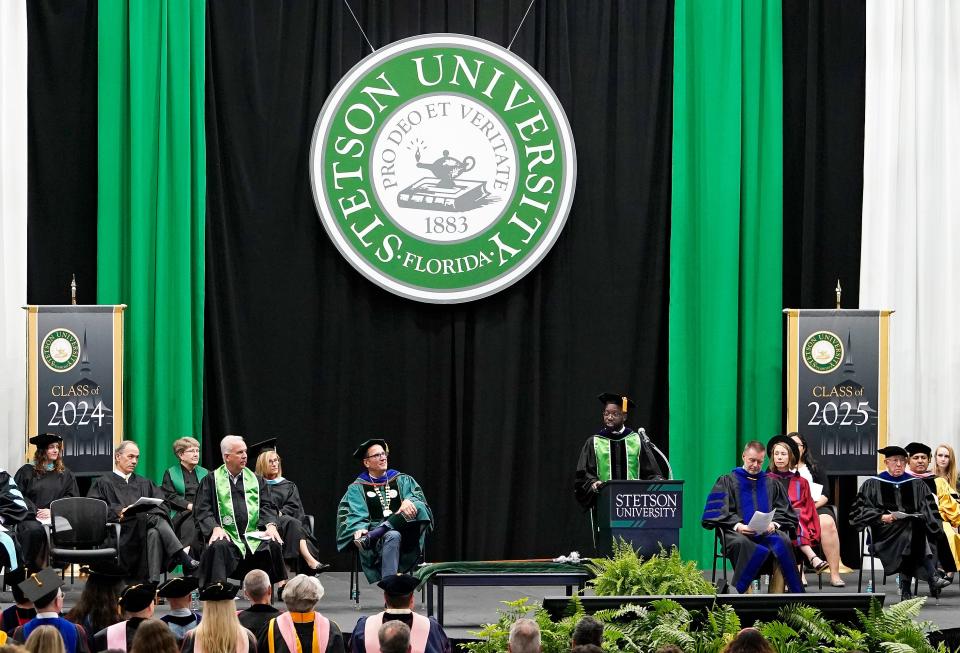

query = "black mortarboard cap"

[
  {"left": 905, "top": 442, "right": 932, "bottom": 457},
  {"left": 81, "top": 562, "right": 127, "bottom": 584},
  {"left": 597, "top": 393, "right": 635, "bottom": 414},
  {"left": 878, "top": 445, "right": 908, "bottom": 458},
  {"left": 353, "top": 439, "right": 389, "bottom": 460},
  {"left": 766, "top": 435, "right": 800, "bottom": 465},
  {"left": 29, "top": 433, "right": 63, "bottom": 448},
  {"left": 17, "top": 568, "right": 63, "bottom": 606},
  {"left": 247, "top": 437, "right": 279, "bottom": 462},
  {"left": 198, "top": 581, "right": 240, "bottom": 601},
  {"left": 118, "top": 582, "right": 158, "bottom": 612},
  {"left": 157, "top": 576, "right": 199, "bottom": 598},
  {"left": 377, "top": 574, "right": 420, "bottom": 597}
]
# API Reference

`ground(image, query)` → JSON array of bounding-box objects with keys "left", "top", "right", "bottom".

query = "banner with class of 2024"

[
  {"left": 25, "top": 305, "right": 124, "bottom": 475},
  {"left": 785, "top": 309, "right": 891, "bottom": 475}
]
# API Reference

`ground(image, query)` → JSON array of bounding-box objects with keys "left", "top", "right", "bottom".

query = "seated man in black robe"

[
  {"left": 701, "top": 440, "right": 803, "bottom": 594},
  {"left": 87, "top": 440, "right": 199, "bottom": 582},
  {"left": 903, "top": 441, "right": 956, "bottom": 582},
  {"left": 193, "top": 435, "right": 285, "bottom": 586},
  {"left": 851, "top": 444, "right": 950, "bottom": 599}
]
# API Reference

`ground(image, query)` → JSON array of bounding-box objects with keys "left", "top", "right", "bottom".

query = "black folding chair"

[{"left": 45, "top": 497, "right": 121, "bottom": 583}]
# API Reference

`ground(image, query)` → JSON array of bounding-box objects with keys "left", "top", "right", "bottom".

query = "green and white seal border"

[{"left": 309, "top": 33, "right": 577, "bottom": 304}]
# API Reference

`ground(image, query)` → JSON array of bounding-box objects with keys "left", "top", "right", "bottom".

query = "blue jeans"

[{"left": 379, "top": 528, "right": 401, "bottom": 577}]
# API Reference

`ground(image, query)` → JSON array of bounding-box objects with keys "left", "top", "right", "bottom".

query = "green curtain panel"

[
  {"left": 97, "top": 0, "right": 206, "bottom": 482},
  {"left": 669, "top": 0, "right": 783, "bottom": 567}
]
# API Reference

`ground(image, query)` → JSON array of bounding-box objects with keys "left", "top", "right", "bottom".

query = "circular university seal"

[
  {"left": 803, "top": 330, "right": 844, "bottom": 374},
  {"left": 41, "top": 328, "right": 81, "bottom": 373},
  {"left": 310, "top": 34, "right": 577, "bottom": 303}
]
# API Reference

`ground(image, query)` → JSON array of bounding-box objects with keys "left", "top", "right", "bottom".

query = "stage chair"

[
  {"left": 348, "top": 525, "right": 429, "bottom": 606},
  {"left": 711, "top": 528, "right": 729, "bottom": 584},
  {"left": 45, "top": 497, "right": 121, "bottom": 584}
]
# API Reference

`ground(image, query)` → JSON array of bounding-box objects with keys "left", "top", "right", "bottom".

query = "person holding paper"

[
  {"left": 789, "top": 432, "right": 845, "bottom": 587},
  {"left": 765, "top": 435, "right": 827, "bottom": 576},
  {"left": 701, "top": 440, "right": 803, "bottom": 594},
  {"left": 850, "top": 445, "right": 949, "bottom": 599},
  {"left": 88, "top": 440, "right": 199, "bottom": 582},
  {"left": 193, "top": 435, "right": 286, "bottom": 586}
]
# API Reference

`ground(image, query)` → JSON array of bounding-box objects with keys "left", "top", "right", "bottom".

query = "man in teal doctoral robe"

[{"left": 336, "top": 439, "right": 433, "bottom": 583}]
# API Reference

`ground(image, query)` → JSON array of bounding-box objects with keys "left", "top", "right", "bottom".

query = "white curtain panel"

[
  {"left": 0, "top": 1, "right": 28, "bottom": 473},
  {"left": 861, "top": 1, "right": 960, "bottom": 456}
]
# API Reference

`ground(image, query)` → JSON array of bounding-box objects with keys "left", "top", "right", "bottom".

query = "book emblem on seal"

[
  {"left": 803, "top": 331, "right": 844, "bottom": 374},
  {"left": 42, "top": 328, "right": 81, "bottom": 373}
]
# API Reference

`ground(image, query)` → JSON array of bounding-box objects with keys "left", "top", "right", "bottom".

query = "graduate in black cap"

[
  {"left": 1, "top": 574, "right": 36, "bottom": 638},
  {"left": 11, "top": 568, "right": 91, "bottom": 653},
  {"left": 850, "top": 445, "right": 950, "bottom": 599},
  {"left": 336, "top": 440, "right": 433, "bottom": 583},
  {"left": 251, "top": 438, "right": 328, "bottom": 574},
  {"left": 66, "top": 564, "right": 126, "bottom": 653},
  {"left": 350, "top": 575, "right": 450, "bottom": 653},
  {"left": 15, "top": 433, "right": 79, "bottom": 522},
  {"left": 157, "top": 576, "right": 201, "bottom": 642},
  {"left": 93, "top": 581, "right": 157, "bottom": 652}
]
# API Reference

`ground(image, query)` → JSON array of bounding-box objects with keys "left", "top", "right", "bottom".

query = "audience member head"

[
  {"left": 878, "top": 446, "right": 909, "bottom": 477},
  {"left": 905, "top": 442, "right": 932, "bottom": 474},
  {"left": 172, "top": 436, "right": 201, "bottom": 470},
  {"left": 571, "top": 646, "right": 603, "bottom": 653},
  {"left": 507, "top": 618, "right": 540, "bottom": 653},
  {"left": 17, "top": 569, "right": 64, "bottom": 615},
  {"left": 378, "top": 574, "right": 418, "bottom": 610},
  {"left": 741, "top": 441, "right": 766, "bottom": 474},
  {"left": 935, "top": 443, "right": 958, "bottom": 487},
  {"left": 24, "top": 625, "right": 64, "bottom": 653},
  {"left": 766, "top": 435, "right": 799, "bottom": 473},
  {"left": 255, "top": 450, "right": 283, "bottom": 480},
  {"left": 30, "top": 434, "right": 65, "bottom": 474},
  {"left": 242, "top": 569, "right": 272, "bottom": 605},
  {"left": 787, "top": 432, "right": 818, "bottom": 471},
  {"left": 10, "top": 577, "right": 33, "bottom": 608},
  {"left": 378, "top": 620, "right": 411, "bottom": 653},
  {"left": 157, "top": 576, "right": 199, "bottom": 611},
  {"left": 130, "top": 618, "right": 178, "bottom": 653},
  {"left": 66, "top": 566, "right": 124, "bottom": 633},
  {"left": 571, "top": 615, "right": 603, "bottom": 647},
  {"left": 118, "top": 582, "right": 157, "bottom": 619},
  {"left": 195, "top": 582, "right": 245, "bottom": 653},
  {"left": 113, "top": 440, "right": 140, "bottom": 475},
  {"left": 220, "top": 435, "right": 247, "bottom": 473},
  {"left": 282, "top": 574, "right": 324, "bottom": 613},
  {"left": 722, "top": 628, "right": 775, "bottom": 653}
]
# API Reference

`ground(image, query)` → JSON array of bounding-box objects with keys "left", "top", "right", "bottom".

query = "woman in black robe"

[
  {"left": 159, "top": 436, "right": 208, "bottom": 554},
  {"left": 15, "top": 433, "right": 79, "bottom": 520},
  {"left": 254, "top": 449, "right": 327, "bottom": 574}
]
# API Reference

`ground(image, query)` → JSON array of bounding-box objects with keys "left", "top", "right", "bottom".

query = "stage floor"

[{"left": 5, "top": 569, "right": 959, "bottom": 645}]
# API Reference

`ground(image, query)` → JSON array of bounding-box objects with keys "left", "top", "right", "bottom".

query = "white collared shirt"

[{"left": 113, "top": 469, "right": 131, "bottom": 482}]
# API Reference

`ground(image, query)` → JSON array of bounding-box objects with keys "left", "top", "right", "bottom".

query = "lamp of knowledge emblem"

[
  {"left": 42, "top": 328, "right": 81, "bottom": 373},
  {"left": 803, "top": 331, "right": 844, "bottom": 374},
  {"left": 310, "top": 34, "right": 577, "bottom": 303}
]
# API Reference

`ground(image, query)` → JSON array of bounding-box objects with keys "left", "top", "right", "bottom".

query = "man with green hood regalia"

[
  {"left": 336, "top": 439, "right": 433, "bottom": 583},
  {"left": 574, "top": 393, "right": 666, "bottom": 545},
  {"left": 193, "top": 435, "right": 286, "bottom": 586}
]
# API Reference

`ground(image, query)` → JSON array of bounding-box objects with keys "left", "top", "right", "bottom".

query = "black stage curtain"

[
  {"left": 203, "top": 0, "right": 674, "bottom": 564},
  {"left": 781, "top": 0, "right": 866, "bottom": 568},
  {"left": 26, "top": 0, "right": 98, "bottom": 305}
]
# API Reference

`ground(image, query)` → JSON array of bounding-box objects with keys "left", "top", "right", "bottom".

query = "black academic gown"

[
  {"left": 160, "top": 464, "right": 203, "bottom": 551},
  {"left": 86, "top": 472, "right": 171, "bottom": 579},
  {"left": 193, "top": 468, "right": 286, "bottom": 585},
  {"left": 14, "top": 465, "right": 79, "bottom": 509},
  {"left": 905, "top": 471, "right": 957, "bottom": 573},
  {"left": 574, "top": 427, "right": 664, "bottom": 510},
  {"left": 701, "top": 467, "right": 803, "bottom": 594},
  {"left": 237, "top": 604, "right": 280, "bottom": 641},
  {"left": 850, "top": 472, "right": 942, "bottom": 575},
  {"left": 0, "top": 470, "right": 46, "bottom": 576},
  {"left": 266, "top": 478, "right": 320, "bottom": 568},
  {"left": 181, "top": 629, "right": 257, "bottom": 653},
  {"left": 257, "top": 614, "right": 345, "bottom": 653},
  {"left": 92, "top": 617, "right": 148, "bottom": 653}
]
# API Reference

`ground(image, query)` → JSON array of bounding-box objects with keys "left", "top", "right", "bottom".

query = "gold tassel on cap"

[{"left": 621, "top": 397, "right": 628, "bottom": 413}]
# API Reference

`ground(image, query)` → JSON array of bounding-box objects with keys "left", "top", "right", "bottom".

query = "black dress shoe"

[
  {"left": 901, "top": 588, "right": 913, "bottom": 601},
  {"left": 306, "top": 562, "right": 331, "bottom": 575},
  {"left": 179, "top": 553, "right": 201, "bottom": 572},
  {"left": 356, "top": 535, "right": 371, "bottom": 550}
]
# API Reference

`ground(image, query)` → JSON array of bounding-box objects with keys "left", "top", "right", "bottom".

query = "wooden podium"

[{"left": 596, "top": 480, "right": 684, "bottom": 556}]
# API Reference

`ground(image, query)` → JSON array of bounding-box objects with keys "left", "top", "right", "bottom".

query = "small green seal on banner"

[
  {"left": 41, "top": 328, "right": 81, "bottom": 373},
  {"left": 803, "top": 330, "right": 844, "bottom": 374},
  {"left": 310, "top": 34, "right": 576, "bottom": 304}
]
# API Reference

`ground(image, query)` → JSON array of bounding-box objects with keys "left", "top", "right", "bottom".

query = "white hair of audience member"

[
  {"left": 282, "top": 574, "right": 325, "bottom": 613},
  {"left": 378, "top": 620, "right": 411, "bottom": 653},
  {"left": 242, "top": 569, "right": 272, "bottom": 602},
  {"left": 220, "top": 434, "right": 245, "bottom": 455},
  {"left": 508, "top": 618, "right": 541, "bottom": 653}
]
